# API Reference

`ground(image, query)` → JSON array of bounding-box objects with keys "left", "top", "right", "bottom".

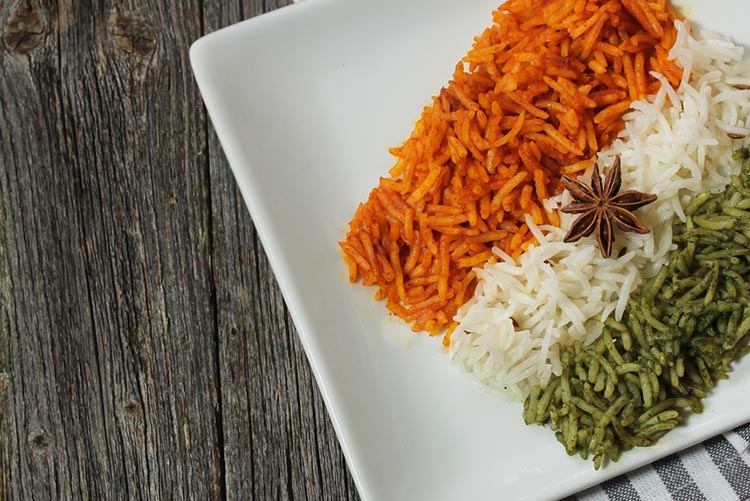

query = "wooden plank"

[
  {"left": 203, "top": 1, "right": 360, "bottom": 499},
  {"left": 0, "top": 1, "right": 222, "bottom": 498}
]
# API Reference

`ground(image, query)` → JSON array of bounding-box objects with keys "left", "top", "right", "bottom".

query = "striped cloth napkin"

[{"left": 571, "top": 423, "right": 750, "bottom": 500}]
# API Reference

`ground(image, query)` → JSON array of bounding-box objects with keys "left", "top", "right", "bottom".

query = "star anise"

[{"left": 561, "top": 156, "right": 657, "bottom": 258}]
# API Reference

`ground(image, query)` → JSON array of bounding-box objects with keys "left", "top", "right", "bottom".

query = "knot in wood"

[
  {"left": 110, "top": 12, "right": 156, "bottom": 59},
  {"left": 4, "top": 1, "right": 45, "bottom": 55},
  {"left": 123, "top": 398, "right": 142, "bottom": 417},
  {"left": 27, "top": 428, "right": 54, "bottom": 455}
]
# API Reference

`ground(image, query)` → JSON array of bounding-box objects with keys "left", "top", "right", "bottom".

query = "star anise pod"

[{"left": 561, "top": 156, "right": 657, "bottom": 258}]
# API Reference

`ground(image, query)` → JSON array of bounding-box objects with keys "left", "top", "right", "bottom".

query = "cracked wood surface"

[{"left": 0, "top": 1, "right": 359, "bottom": 499}]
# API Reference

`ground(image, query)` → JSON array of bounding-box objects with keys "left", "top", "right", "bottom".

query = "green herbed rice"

[{"left": 524, "top": 149, "right": 750, "bottom": 469}]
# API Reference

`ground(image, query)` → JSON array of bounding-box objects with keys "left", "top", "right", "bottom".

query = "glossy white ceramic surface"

[{"left": 191, "top": 1, "right": 750, "bottom": 499}]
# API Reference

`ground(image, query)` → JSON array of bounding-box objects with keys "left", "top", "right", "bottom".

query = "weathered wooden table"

[{"left": 0, "top": 1, "right": 360, "bottom": 499}]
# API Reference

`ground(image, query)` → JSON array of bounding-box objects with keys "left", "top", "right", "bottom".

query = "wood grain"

[
  {"left": 203, "top": 1, "right": 358, "bottom": 500},
  {"left": 0, "top": 0, "right": 358, "bottom": 499}
]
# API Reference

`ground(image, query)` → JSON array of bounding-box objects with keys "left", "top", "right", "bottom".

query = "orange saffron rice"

[{"left": 340, "top": 0, "right": 680, "bottom": 339}]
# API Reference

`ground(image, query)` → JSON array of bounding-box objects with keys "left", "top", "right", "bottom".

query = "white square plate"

[{"left": 191, "top": 1, "right": 750, "bottom": 499}]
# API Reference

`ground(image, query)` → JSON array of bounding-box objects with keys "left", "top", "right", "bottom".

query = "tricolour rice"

[{"left": 450, "top": 20, "right": 750, "bottom": 401}]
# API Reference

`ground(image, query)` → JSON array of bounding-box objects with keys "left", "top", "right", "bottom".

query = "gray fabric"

[
  {"left": 574, "top": 423, "right": 750, "bottom": 501},
  {"left": 705, "top": 436, "right": 750, "bottom": 500},
  {"left": 736, "top": 425, "right": 750, "bottom": 444},
  {"left": 602, "top": 477, "right": 641, "bottom": 501},
  {"left": 654, "top": 454, "right": 707, "bottom": 501}
]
